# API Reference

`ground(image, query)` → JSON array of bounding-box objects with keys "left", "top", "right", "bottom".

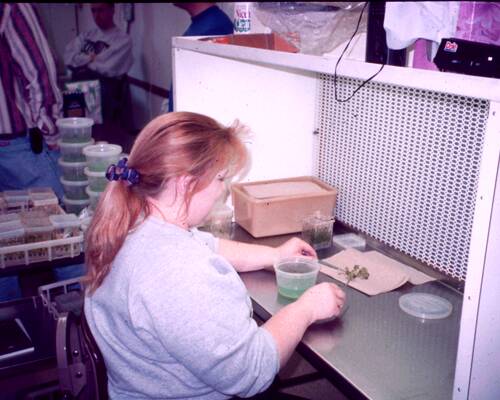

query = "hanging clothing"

[{"left": 0, "top": 3, "right": 62, "bottom": 145}]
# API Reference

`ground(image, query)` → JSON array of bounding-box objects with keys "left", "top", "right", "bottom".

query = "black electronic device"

[{"left": 434, "top": 38, "right": 500, "bottom": 79}]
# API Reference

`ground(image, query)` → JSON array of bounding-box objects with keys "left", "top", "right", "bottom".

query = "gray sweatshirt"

[
  {"left": 85, "top": 216, "right": 279, "bottom": 399},
  {"left": 64, "top": 26, "right": 133, "bottom": 77}
]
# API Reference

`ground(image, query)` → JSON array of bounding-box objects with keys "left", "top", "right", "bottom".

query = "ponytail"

[{"left": 84, "top": 181, "right": 148, "bottom": 294}]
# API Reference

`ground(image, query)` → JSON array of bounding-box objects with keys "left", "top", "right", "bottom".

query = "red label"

[{"left": 444, "top": 41, "right": 458, "bottom": 53}]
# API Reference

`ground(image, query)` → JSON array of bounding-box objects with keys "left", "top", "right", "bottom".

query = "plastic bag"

[{"left": 254, "top": 2, "right": 366, "bottom": 55}]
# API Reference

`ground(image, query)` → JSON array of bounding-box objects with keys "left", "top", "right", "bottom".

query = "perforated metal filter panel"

[{"left": 316, "top": 74, "right": 489, "bottom": 281}]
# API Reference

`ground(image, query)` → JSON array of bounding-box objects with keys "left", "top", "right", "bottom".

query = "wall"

[
  {"left": 35, "top": 2, "right": 364, "bottom": 131},
  {"left": 35, "top": 4, "right": 77, "bottom": 75},
  {"left": 75, "top": 3, "right": 192, "bottom": 130},
  {"left": 36, "top": 3, "right": 233, "bottom": 130}
]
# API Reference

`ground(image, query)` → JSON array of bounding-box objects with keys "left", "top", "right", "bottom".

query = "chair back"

[{"left": 56, "top": 311, "right": 108, "bottom": 399}]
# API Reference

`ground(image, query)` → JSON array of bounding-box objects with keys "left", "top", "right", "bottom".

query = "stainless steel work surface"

[{"left": 233, "top": 226, "right": 462, "bottom": 400}]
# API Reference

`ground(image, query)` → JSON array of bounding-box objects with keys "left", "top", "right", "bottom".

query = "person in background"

[
  {"left": 168, "top": 3, "right": 233, "bottom": 112},
  {"left": 0, "top": 3, "right": 66, "bottom": 301},
  {"left": 64, "top": 3, "right": 133, "bottom": 124},
  {"left": 84, "top": 111, "right": 345, "bottom": 399}
]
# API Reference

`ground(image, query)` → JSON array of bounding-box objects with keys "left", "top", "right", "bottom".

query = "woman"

[{"left": 84, "top": 112, "right": 345, "bottom": 399}]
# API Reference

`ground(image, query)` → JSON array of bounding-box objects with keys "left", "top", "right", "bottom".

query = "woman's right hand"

[
  {"left": 263, "top": 281, "right": 346, "bottom": 367},
  {"left": 298, "top": 282, "right": 346, "bottom": 324}
]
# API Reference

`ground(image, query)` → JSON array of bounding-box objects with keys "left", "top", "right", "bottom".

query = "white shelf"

[{"left": 173, "top": 36, "right": 500, "bottom": 101}]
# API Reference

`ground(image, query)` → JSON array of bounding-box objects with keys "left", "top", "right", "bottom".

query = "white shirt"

[{"left": 64, "top": 26, "right": 133, "bottom": 78}]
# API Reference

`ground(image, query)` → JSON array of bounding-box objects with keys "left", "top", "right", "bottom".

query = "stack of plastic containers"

[
  {"left": 56, "top": 118, "right": 94, "bottom": 214},
  {"left": 83, "top": 143, "right": 123, "bottom": 211},
  {"left": 0, "top": 187, "right": 85, "bottom": 268}
]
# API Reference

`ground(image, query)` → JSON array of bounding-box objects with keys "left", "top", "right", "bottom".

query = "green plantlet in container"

[{"left": 302, "top": 211, "right": 334, "bottom": 250}]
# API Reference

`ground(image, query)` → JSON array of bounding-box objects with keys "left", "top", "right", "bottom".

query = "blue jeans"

[
  {"left": 0, "top": 136, "right": 64, "bottom": 199},
  {"left": 0, "top": 136, "right": 65, "bottom": 301}
]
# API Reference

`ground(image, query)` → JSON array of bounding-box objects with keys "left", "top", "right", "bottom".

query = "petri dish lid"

[
  {"left": 399, "top": 293, "right": 452, "bottom": 320},
  {"left": 332, "top": 232, "right": 366, "bottom": 249}
]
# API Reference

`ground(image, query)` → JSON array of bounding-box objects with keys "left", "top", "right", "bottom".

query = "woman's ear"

[{"left": 176, "top": 175, "right": 192, "bottom": 194}]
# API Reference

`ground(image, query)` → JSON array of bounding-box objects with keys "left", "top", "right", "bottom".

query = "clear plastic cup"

[
  {"left": 60, "top": 178, "right": 89, "bottom": 200},
  {"left": 207, "top": 204, "right": 233, "bottom": 239},
  {"left": 58, "top": 138, "right": 95, "bottom": 162},
  {"left": 302, "top": 211, "right": 335, "bottom": 250},
  {"left": 58, "top": 159, "right": 88, "bottom": 181},
  {"left": 83, "top": 143, "right": 123, "bottom": 172},
  {"left": 62, "top": 196, "right": 89, "bottom": 215},
  {"left": 274, "top": 257, "right": 320, "bottom": 299},
  {"left": 85, "top": 186, "right": 102, "bottom": 210},
  {"left": 56, "top": 117, "right": 94, "bottom": 143},
  {"left": 84, "top": 167, "right": 108, "bottom": 192}
]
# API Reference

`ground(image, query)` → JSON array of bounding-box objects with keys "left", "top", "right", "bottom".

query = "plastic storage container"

[
  {"left": 28, "top": 187, "right": 54, "bottom": 197},
  {"left": 232, "top": 176, "right": 337, "bottom": 237},
  {"left": 58, "top": 138, "right": 94, "bottom": 162},
  {"left": 274, "top": 257, "right": 320, "bottom": 299},
  {"left": 83, "top": 143, "right": 122, "bottom": 172},
  {"left": 56, "top": 117, "right": 93, "bottom": 143},
  {"left": 84, "top": 167, "right": 108, "bottom": 192},
  {"left": 85, "top": 186, "right": 101, "bottom": 210},
  {"left": 62, "top": 197, "right": 89, "bottom": 215},
  {"left": 0, "top": 216, "right": 25, "bottom": 247},
  {"left": 50, "top": 214, "right": 81, "bottom": 240},
  {"left": 0, "top": 212, "right": 21, "bottom": 226},
  {"left": 0, "top": 220, "right": 25, "bottom": 266},
  {"left": 20, "top": 210, "right": 53, "bottom": 243},
  {"left": 58, "top": 159, "right": 88, "bottom": 181},
  {"left": 3, "top": 190, "right": 30, "bottom": 213},
  {"left": 28, "top": 187, "right": 59, "bottom": 212},
  {"left": 60, "top": 178, "right": 89, "bottom": 200}
]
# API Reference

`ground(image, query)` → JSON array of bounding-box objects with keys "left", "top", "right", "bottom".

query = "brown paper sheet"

[
  {"left": 244, "top": 181, "right": 326, "bottom": 199},
  {"left": 320, "top": 248, "right": 409, "bottom": 296},
  {"left": 364, "top": 251, "right": 436, "bottom": 285}
]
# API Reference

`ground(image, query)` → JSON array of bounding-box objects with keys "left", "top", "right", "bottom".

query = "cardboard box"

[
  {"left": 231, "top": 176, "right": 337, "bottom": 238},
  {"left": 200, "top": 33, "right": 299, "bottom": 53}
]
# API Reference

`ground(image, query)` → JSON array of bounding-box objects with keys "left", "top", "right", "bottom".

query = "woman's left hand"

[{"left": 276, "top": 237, "right": 317, "bottom": 261}]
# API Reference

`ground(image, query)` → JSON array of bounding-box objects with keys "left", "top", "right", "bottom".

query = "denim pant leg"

[
  {"left": 0, "top": 137, "right": 64, "bottom": 199},
  {"left": 0, "top": 276, "right": 22, "bottom": 302}
]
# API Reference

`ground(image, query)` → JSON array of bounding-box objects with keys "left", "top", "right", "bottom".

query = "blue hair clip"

[{"left": 105, "top": 157, "right": 140, "bottom": 186}]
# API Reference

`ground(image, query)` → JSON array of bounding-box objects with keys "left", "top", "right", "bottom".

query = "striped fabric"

[{"left": 0, "top": 3, "right": 62, "bottom": 145}]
